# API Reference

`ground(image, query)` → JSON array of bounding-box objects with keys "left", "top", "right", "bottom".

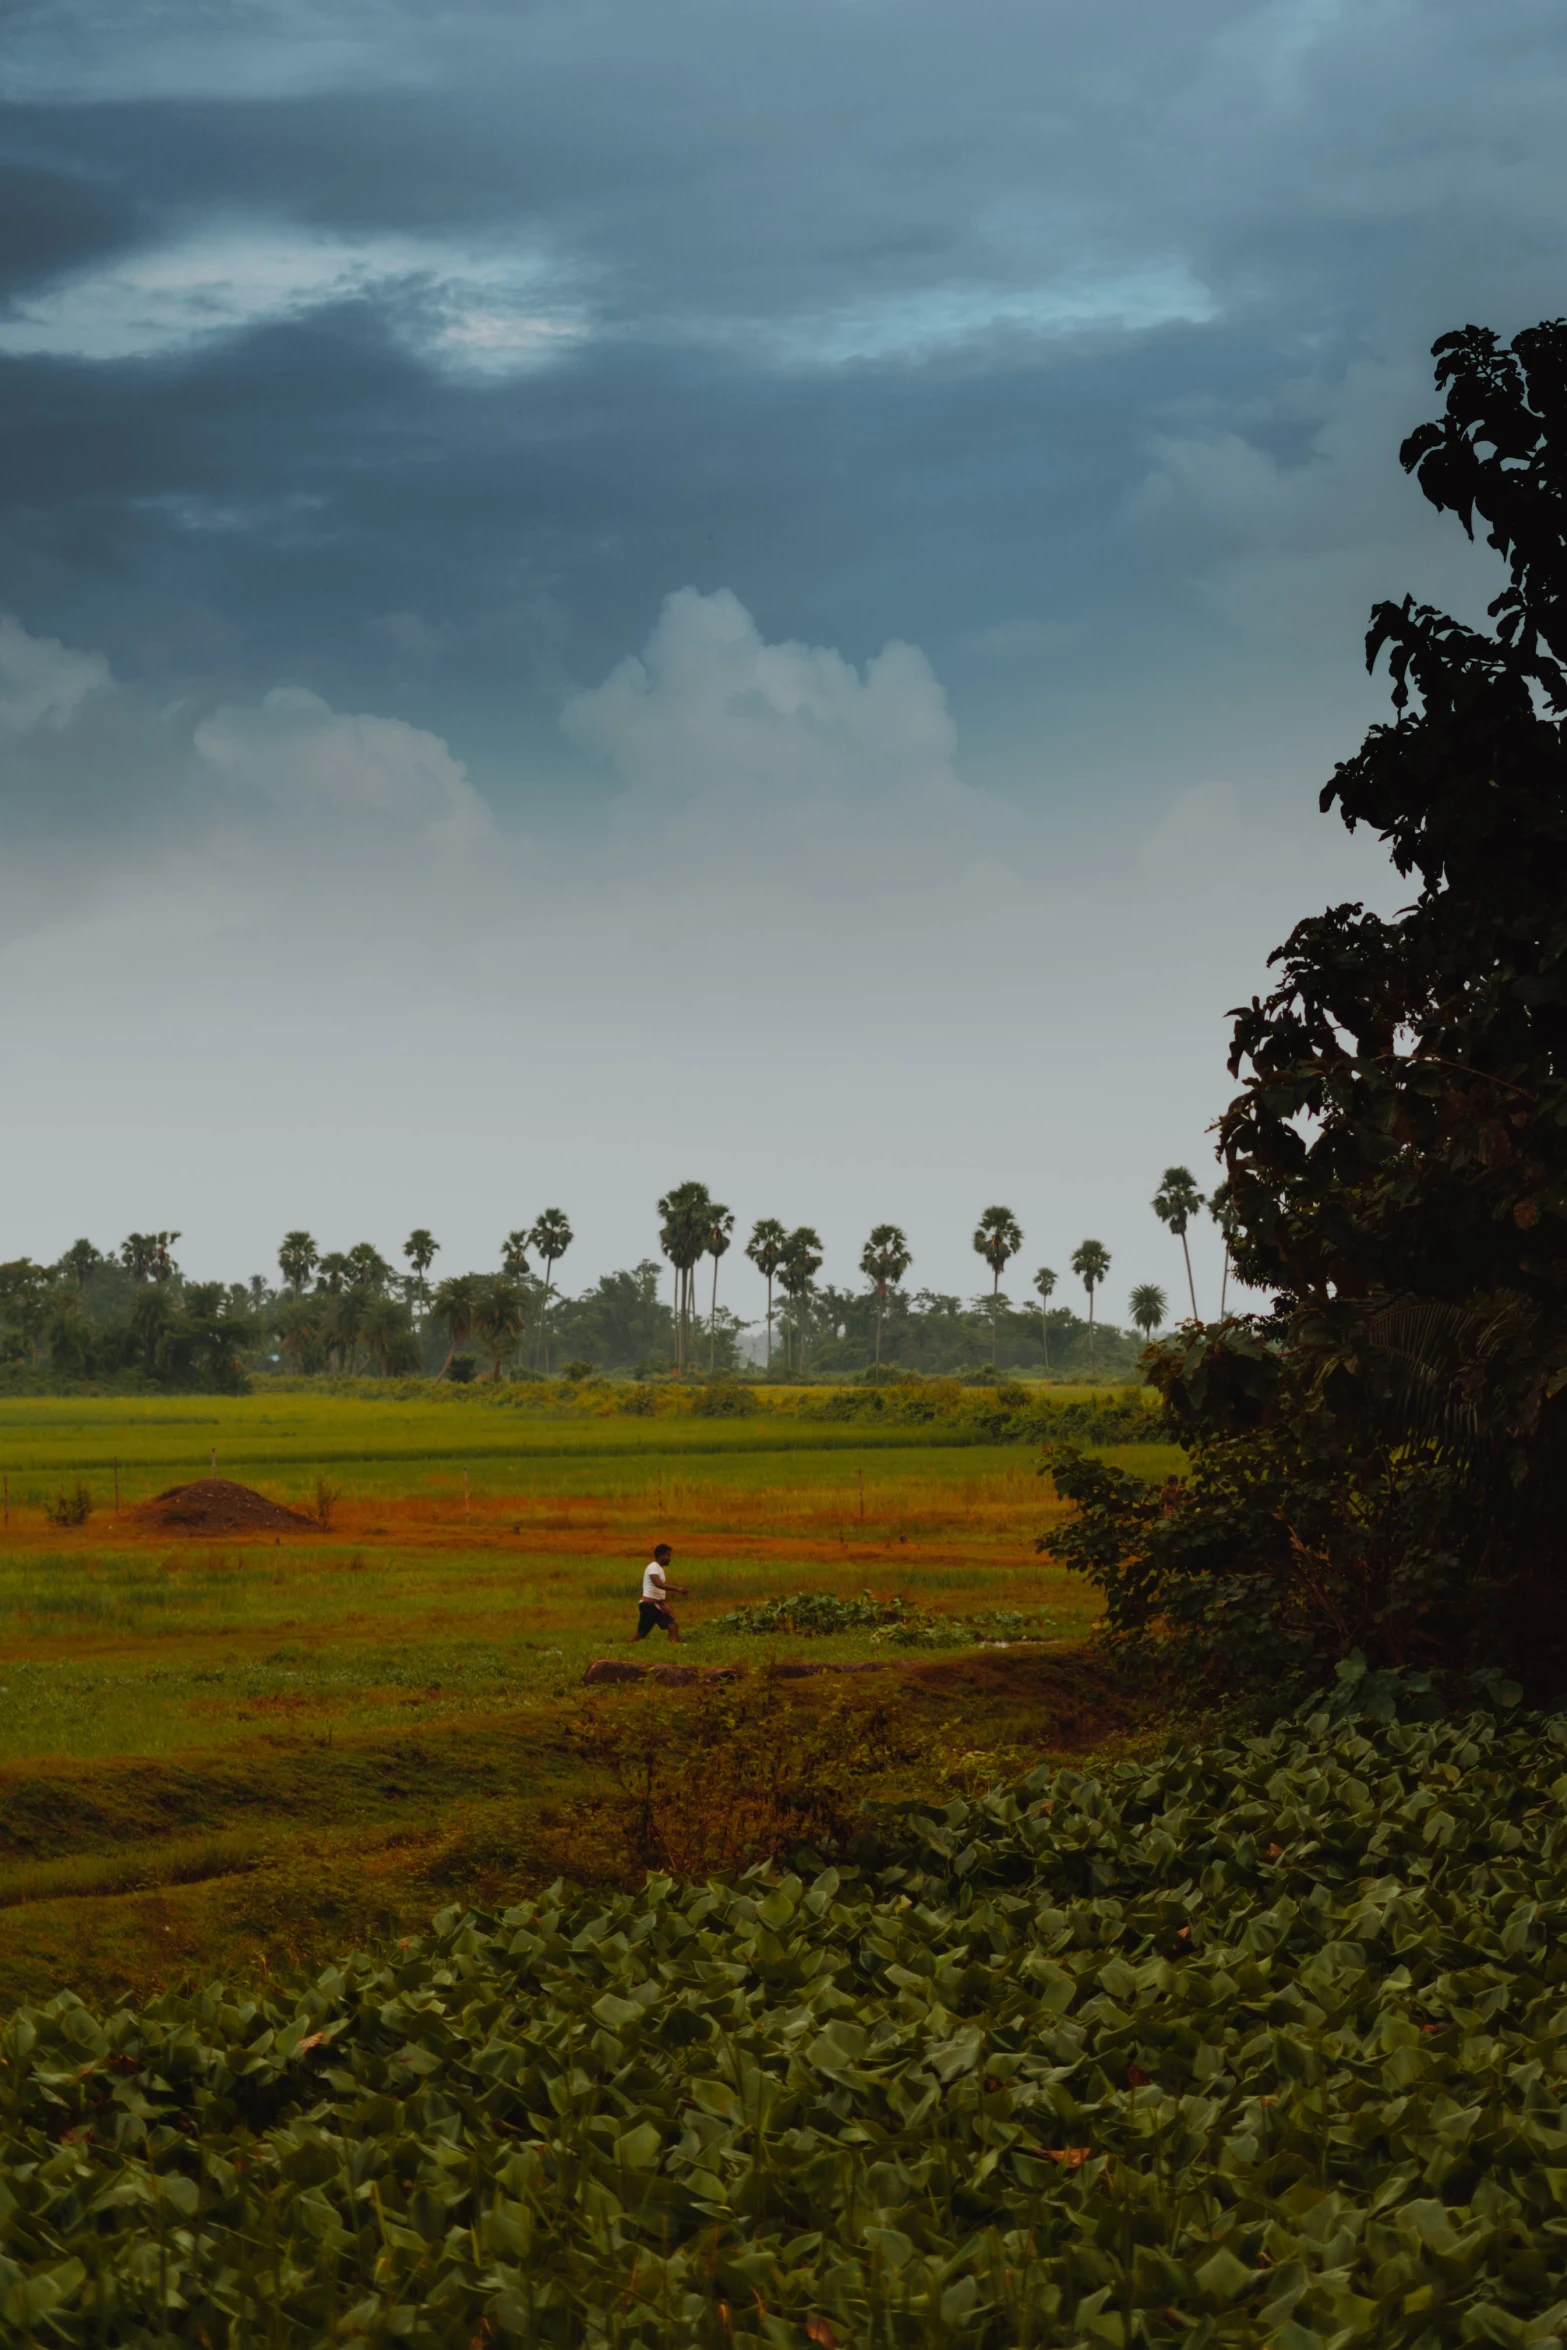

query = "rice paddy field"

[{"left": 0, "top": 1389, "right": 1175, "bottom": 2013}]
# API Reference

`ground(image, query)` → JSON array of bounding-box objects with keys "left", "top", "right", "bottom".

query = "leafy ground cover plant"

[
  {"left": 708, "top": 1594, "right": 1063, "bottom": 1647},
  {"left": 4, "top": 1699, "right": 1567, "bottom": 2343}
]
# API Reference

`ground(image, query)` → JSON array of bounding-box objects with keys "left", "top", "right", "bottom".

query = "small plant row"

[
  {"left": 4, "top": 1701, "right": 1567, "bottom": 2343},
  {"left": 706, "top": 1592, "right": 1060, "bottom": 1647}
]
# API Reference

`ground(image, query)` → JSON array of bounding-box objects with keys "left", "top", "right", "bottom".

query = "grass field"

[{"left": 0, "top": 1391, "right": 1173, "bottom": 2013}]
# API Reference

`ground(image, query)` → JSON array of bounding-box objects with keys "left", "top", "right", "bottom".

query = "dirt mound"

[{"left": 132, "top": 1479, "right": 316, "bottom": 1535}]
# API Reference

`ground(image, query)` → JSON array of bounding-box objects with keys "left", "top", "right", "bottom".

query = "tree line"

[{"left": 0, "top": 1177, "right": 1215, "bottom": 1390}]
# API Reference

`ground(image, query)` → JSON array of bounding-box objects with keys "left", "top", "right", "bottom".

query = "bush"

[{"left": 43, "top": 1481, "right": 92, "bottom": 1527}]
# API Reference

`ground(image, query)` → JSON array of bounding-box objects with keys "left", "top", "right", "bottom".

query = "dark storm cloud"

[{"left": 3, "top": 0, "right": 1567, "bottom": 1290}]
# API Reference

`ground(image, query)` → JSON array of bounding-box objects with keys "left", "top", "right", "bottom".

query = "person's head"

[{"left": 653, "top": 1542, "right": 673, "bottom": 1563}]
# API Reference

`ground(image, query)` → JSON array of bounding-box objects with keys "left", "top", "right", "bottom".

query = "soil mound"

[{"left": 132, "top": 1478, "right": 316, "bottom": 1535}]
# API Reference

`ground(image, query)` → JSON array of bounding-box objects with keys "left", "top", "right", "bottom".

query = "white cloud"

[
  {"left": 564, "top": 586, "right": 961, "bottom": 812},
  {"left": 0, "top": 616, "right": 111, "bottom": 737},
  {"left": 0, "top": 228, "right": 584, "bottom": 377},
  {"left": 193, "top": 684, "right": 492, "bottom": 840}
]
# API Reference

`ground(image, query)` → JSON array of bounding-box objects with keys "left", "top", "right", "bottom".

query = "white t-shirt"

[{"left": 642, "top": 1560, "right": 669, "bottom": 1602}]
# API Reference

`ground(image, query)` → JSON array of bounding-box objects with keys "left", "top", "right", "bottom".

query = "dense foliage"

[
  {"left": 4, "top": 1700, "right": 1567, "bottom": 2343},
  {"left": 707, "top": 1593, "right": 1057, "bottom": 1644},
  {"left": 1062, "top": 320, "right": 1567, "bottom": 1698}
]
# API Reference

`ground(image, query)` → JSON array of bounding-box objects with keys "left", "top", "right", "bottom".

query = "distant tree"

[
  {"left": 745, "top": 1218, "right": 789, "bottom": 1371},
  {"left": 1071, "top": 1239, "right": 1112, "bottom": 1374},
  {"left": 121, "top": 1232, "right": 180, "bottom": 1284},
  {"left": 859, "top": 1224, "right": 912, "bottom": 1366},
  {"left": 60, "top": 1240, "right": 103, "bottom": 1291},
  {"left": 247, "top": 1275, "right": 269, "bottom": 1314},
  {"left": 1209, "top": 1181, "right": 1240, "bottom": 1316},
  {"left": 1032, "top": 1266, "right": 1057, "bottom": 1369},
  {"left": 972, "top": 1205, "right": 1023, "bottom": 1369},
  {"left": 703, "top": 1203, "right": 735, "bottom": 1371},
  {"left": 474, "top": 1278, "right": 527, "bottom": 1381},
  {"left": 360, "top": 1292, "right": 415, "bottom": 1377},
  {"left": 316, "top": 1252, "right": 350, "bottom": 1295},
  {"left": 403, "top": 1229, "right": 439, "bottom": 1317},
  {"left": 345, "top": 1242, "right": 394, "bottom": 1292},
  {"left": 278, "top": 1231, "right": 318, "bottom": 1294},
  {"left": 657, "top": 1181, "right": 713, "bottom": 1373},
  {"left": 1152, "top": 1166, "right": 1205, "bottom": 1321},
  {"left": 501, "top": 1230, "right": 531, "bottom": 1279},
  {"left": 528, "top": 1209, "right": 574, "bottom": 1372},
  {"left": 1129, "top": 1282, "right": 1168, "bottom": 1345},
  {"left": 431, "top": 1274, "right": 482, "bottom": 1379},
  {"left": 778, "top": 1226, "right": 824, "bottom": 1374}
]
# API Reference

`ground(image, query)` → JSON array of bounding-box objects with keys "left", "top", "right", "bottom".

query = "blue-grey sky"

[{"left": 0, "top": 0, "right": 1561, "bottom": 1321}]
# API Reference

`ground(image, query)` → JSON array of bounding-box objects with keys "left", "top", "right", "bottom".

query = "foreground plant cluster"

[
  {"left": 4, "top": 1704, "right": 1567, "bottom": 2345},
  {"left": 708, "top": 1592, "right": 1059, "bottom": 1647}
]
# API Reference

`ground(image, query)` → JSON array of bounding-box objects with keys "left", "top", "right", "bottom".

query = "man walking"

[{"left": 633, "top": 1542, "right": 688, "bottom": 1643}]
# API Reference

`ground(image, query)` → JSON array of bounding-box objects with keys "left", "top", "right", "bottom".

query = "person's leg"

[{"left": 664, "top": 1609, "right": 679, "bottom": 1642}]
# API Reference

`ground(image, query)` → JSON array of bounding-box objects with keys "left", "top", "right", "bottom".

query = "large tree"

[
  {"left": 1054, "top": 321, "right": 1567, "bottom": 1700},
  {"left": 972, "top": 1206, "right": 1023, "bottom": 1370},
  {"left": 859, "top": 1224, "right": 912, "bottom": 1366}
]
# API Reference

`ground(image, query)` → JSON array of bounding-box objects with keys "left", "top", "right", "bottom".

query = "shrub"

[{"left": 43, "top": 1481, "right": 92, "bottom": 1527}]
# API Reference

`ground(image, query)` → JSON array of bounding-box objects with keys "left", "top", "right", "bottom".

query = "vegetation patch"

[{"left": 0, "top": 1698, "right": 1563, "bottom": 2343}]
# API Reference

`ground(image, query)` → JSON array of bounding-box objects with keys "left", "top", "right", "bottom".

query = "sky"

[{"left": 1, "top": 0, "right": 1563, "bottom": 1328}]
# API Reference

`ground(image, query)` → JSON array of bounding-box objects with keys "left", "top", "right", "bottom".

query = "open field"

[{"left": 0, "top": 1392, "right": 1173, "bottom": 2011}]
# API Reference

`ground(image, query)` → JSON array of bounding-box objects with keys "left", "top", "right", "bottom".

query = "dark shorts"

[{"left": 636, "top": 1600, "right": 674, "bottom": 1637}]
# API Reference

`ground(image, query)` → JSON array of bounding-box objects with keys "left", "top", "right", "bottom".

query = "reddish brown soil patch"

[{"left": 131, "top": 1479, "right": 315, "bottom": 1535}]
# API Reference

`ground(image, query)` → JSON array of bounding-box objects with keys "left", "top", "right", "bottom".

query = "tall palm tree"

[
  {"left": 703, "top": 1203, "right": 734, "bottom": 1370},
  {"left": 657, "top": 1181, "right": 712, "bottom": 1372},
  {"left": 431, "top": 1273, "right": 481, "bottom": 1378},
  {"left": 278, "top": 1232, "right": 318, "bottom": 1295},
  {"left": 316, "top": 1252, "right": 350, "bottom": 1295},
  {"left": 1209, "top": 1181, "right": 1240, "bottom": 1316},
  {"left": 1071, "top": 1239, "right": 1111, "bottom": 1374},
  {"left": 61, "top": 1239, "right": 103, "bottom": 1290},
  {"left": 1129, "top": 1282, "right": 1168, "bottom": 1346},
  {"left": 529, "top": 1209, "right": 574, "bottom": 1372},
  {"left": 1032, "top": 1266, "right": 1057, "bottom": 1370},
  {"left": 345, "top": 1242, "right": 394, "bottom": 1291},
  {"left": 972, "top": 1206, "right": 1023, "bottom": 1371},
  {"left": 859, "top": 1224, "right": 912, "bottom": 1366},
  {"left": 745, "top": 1218, "right": 788, "bottom": 1371},
  {"left": 501, "top": 1230, "right": 531, "bottom": 1279},
  {"left": 778, "top": 1227, "right": 823, "bottom": 1374},
  {"left": 474, "top": 1278, "right": 527, "bottom": 1381},
  {"left": 1152, "top": 1166, "right": 1205, "bottom": 1321},
  {"left": 403, "top": 1229, "right": 438, "bottom": 1320}
]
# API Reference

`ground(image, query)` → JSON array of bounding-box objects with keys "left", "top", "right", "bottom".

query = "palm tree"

[
  {"left": 345, "top": 1242, "right": 394, "bottom": 1291},
  {"left": 528, "top": 1209, "right": 574, "bottom": 1372},
  {"left": 316, "top": 1252, "right": 350, "bottom": 1295},
  {"left": 859, "top": 1224, "right": 912, "bottom": 1366},
  {"left": 1152, "top": 1166, "right": 1205, "bottom": 1321},
  {"left": 474, "top": 1278, "right": 527, "bottom": 1380},
  {"left": 1129, "top": 1282, "right": 1168, "bottom": 1346},
  {"left": 1209, "top": 1182, "right": 1240, "bottom": 1316},
  {"left": 745, "top": 1218, "right": 788, "bottom": 1371},
  {"left": 431, "top": 1273, "right": 481, "bottom": 1378},
  {"left": 778, "top": 1226, "right": 823, "bottom": 1374},
  {"left": 657, "top": 1181, "right": 712, "bottom": 1372},
  {"left": 972, "top": 1205, "right": 1023, "bottom": 1371},
  {"left": 1071, "top": 1239, "right": 1111, "bottom": 1374},
  {"left": 501, "top": 1230, "right": 531, "bottom": 1279},
  {"left": 1032, "top": 1266, "right": 1057, "bottom": 1370},
  {"left": 61, "top": 1239, "right": 103, "bottom": 1291},
  {"left": 403, "top": 1229, "right": 438, "bottom": 1320},
  {"left": 703, "top": 1203, "right": 735, "bottom": 1370},
  {"left": 278, "top": 1232, "right": 318, "bottom": 1295}
]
